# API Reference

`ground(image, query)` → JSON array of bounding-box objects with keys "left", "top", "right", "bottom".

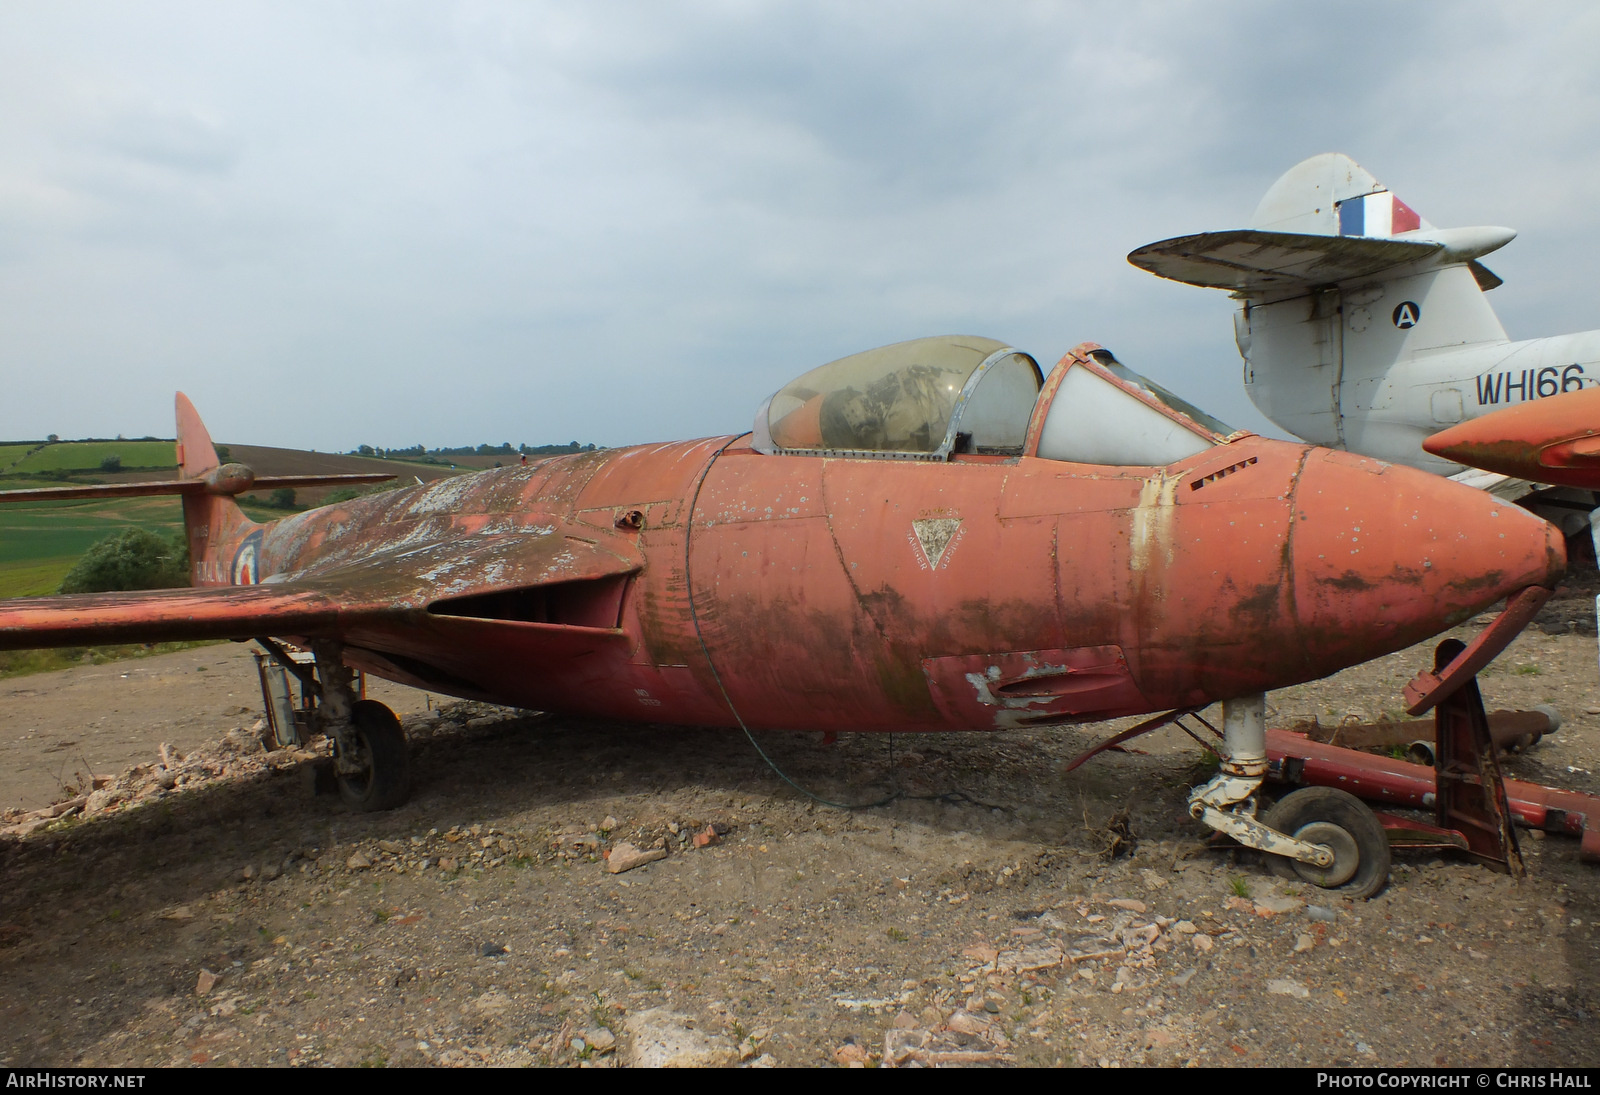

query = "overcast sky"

[{"left": 4, "top": 1, "right": 1600, "bottom": 451}]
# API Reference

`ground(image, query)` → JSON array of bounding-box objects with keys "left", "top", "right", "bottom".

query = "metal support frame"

[
  {"left": 1432, "top": 639, "right": 1525, "bottom": 877},
  {"left": 256, "top": 636, "right": 319, "bottom": 691},
  {"left": 251, "top": 638, "right": 322, "bottom": 749}
]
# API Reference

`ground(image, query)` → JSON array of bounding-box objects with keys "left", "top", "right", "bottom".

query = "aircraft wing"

[
  {"left": 1129, "top": 229, "right": 1443, "bottom": 292},
  {"left": 0, "top": 525, "right": 643, "bottom": 650}
]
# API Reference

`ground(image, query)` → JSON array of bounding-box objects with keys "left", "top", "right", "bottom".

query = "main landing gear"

[
  {"left": 1187, "top": 694, "right": 1391, "bottom": 900},
  {"left": 255, "top": 639, "right": 411, "bottom": 812}
]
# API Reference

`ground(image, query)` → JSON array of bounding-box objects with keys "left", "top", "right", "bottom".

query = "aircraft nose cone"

[{"left": 1292, "top": 450, "right": 1564, "bottom": 669}]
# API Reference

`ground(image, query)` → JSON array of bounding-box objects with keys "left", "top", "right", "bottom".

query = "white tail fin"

[
  {"left": 1129, "top": 153, "right": 1517, "bottom": 458},
  {"left": 1248, "top": 152, "right": 1431, "bottom": 237}
]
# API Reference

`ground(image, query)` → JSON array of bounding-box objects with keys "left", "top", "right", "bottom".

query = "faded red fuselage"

[
  {"left": 226, "top": 404, "right": 1561, "bottom": 734},
  {"left": 0, "top": 347, "right": 1564, "bottom": 735}
]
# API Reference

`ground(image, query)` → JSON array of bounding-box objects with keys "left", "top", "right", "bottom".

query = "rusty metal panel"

[
  {"left": 688, "top": 509, "right": 909, "bottom": 729},
  {"left": 820, "top": 458, "right": 1040, "bottom": 652},
  {"left": 1123, "top": 462, "right": 1297, "bottom": 705},
  {"left": 575, "top": 438, "right": 730, "bottom": 522},
  {"left": 922, "top": 646, "right": 1149, "bottom": 728}
]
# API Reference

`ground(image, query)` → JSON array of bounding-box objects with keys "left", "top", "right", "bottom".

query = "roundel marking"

[
  {"left": 1392, "top": 301, "right": 1421, "bottom": 329},
  {"left": 231, "top": 529, "right": 264, "bottom": 585}
]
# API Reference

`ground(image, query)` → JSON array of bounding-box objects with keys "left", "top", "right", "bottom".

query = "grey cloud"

[
  {"left": 2, "top": 2, "right": 1600, "bottom": 449},
  {"left": 93, "top": 104, "right": 240, "bottom": 175}
]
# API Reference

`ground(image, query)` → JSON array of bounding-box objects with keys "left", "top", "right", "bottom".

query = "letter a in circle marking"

[{"left": 1392, "top": 301, "right": 1421, "bottom": 329}]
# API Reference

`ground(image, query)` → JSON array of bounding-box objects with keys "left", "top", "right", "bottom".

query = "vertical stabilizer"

[
  {"left": 1249, "top": 152, "right": 1434, "bottom": 238},
  {"left": 174, "top": 393, "right": 259, "bottom": 586},
  {"left": 1129, "top": 154, "right": 1521, "bottom": 471},
  {"left": 175, "top": 392, "right": 220, "bottom": 477}
]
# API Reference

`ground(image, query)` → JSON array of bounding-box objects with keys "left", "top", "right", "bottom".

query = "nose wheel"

[
  {"left": 1188, "top": 693, "right": 1390, "bottom": 899},
  {"left": 1261, "top": 786, "right": 1390, "bottom": 900}
]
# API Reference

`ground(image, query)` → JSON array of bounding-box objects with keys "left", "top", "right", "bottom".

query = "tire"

[
  {"left": 1261, "top": 786, "right": 1390, "bottom": 900},
  {"left": 337, "top": 700, "right": 410, "bottom": 811}
]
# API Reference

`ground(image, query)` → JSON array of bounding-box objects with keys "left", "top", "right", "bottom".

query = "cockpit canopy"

[
  {"left": 751, "top": 336, "right": 1239, "bottom": 466},
  {"left": 1039, "top": 349, "right": 1237, "bottom": 466},
  {"left": 753, "top": 336, "right": 1043, "bottom": 459}
]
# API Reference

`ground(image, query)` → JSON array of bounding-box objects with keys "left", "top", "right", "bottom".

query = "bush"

[
  {"left": 268, "top": 487, "right": 296, "bottom": 508},
  {"left": 99, "top": 454, "right": 122, "bottom": 473},
  {"left": 59, "top": 529, "right": 190, "bottom": 594}
]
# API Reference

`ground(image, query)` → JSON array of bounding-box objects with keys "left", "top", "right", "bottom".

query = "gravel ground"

[{"left": 1, "top": 585, "right": 1598, "bottom": 1068}]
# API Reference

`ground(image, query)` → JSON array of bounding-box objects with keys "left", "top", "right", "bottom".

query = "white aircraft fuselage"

[{"left": 1131, "top": 153, "right": 1600, "bottom": 539}]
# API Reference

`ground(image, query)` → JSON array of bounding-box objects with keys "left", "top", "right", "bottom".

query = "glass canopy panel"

[
  {"left": 1087, "top": 349, "right": 1236, "bottom": 438},
  {"left": 766, "top": 336, "right": 1009, "bottom": 454},
  {"left": 954, "top": 352, "right": 1041, "bottom": 453},
  {"left": 1036, "top": 360, "right": 1221, "bottom": 466}
]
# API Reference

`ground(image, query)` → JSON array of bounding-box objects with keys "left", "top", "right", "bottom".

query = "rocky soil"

[{"left": 1, "top": 586, "right": 1598, "bottom": 1068}]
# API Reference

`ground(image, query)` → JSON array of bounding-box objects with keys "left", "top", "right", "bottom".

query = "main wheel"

[
  {"left": 336, "top": 700, "right": 410, "bottom": 811},
  {"left": 1261, "top": 786, "right": 1390, "bottom": 900}
]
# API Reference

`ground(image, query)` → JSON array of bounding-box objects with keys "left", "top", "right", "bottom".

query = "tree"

[
  {"left": 99, "top": 454, "right": 122, "bottom": 473},
  {"left": 268, "top": 487, "right": 296, "bottom": 508},
  {"left": 59, "top": 529, "right": 190, "bottom": 594},
  {"left": 46, "top": 434, "right": 58, "bottom": 443},
  {"left": 214, "top": 444, "right": 231, "bottom": 464}
]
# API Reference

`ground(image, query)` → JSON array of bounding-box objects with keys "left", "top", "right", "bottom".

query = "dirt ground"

[{"left": 1, "top": 589, "right": 1598, "bottom": 1068}]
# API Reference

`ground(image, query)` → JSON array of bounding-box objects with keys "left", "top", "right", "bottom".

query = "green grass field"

[
  {"left": 0, "top": 443, "right": 43, "bottom": 473},
  {"left": 0, "top": 558, "right": 78, "bottom": 599},
  {"left": 11, "top": 440, "right": 176, "bottom": 473},
  {"left": 0, "top": 497, "right": 186, "bottom": 598},
  {"left": 0, "top": 494, "right": 295, "bottom": 598},
  {"left": 0, "top": 497, "right": 184, "bottom": 567}
]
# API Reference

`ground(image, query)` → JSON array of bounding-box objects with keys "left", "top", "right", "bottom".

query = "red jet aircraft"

[{"left": 0, "top": 338, "right": 1565, "bottom": 899}]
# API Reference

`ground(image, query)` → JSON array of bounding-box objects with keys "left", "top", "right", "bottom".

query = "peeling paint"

[{"left": 1130, "top": 470, "right": 1181, "bottom": 572}]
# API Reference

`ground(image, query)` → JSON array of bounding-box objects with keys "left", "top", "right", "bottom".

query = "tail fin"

[
  {"left": 175, "top": 392, "right": 220, "bottom": 477},
  {"left": 176, "top": 393, "right": 260, "bottom": 587},
  {"left": 1248, "top": 152, "right": 1432, "bottom": 238},
  {"left": 1129, "top": 153, "right": 1516, "bottom": 452}
]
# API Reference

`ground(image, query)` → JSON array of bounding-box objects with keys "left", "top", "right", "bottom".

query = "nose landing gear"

[{"left": 1188, "top": 693, "right": 1391, "bottom": 900}]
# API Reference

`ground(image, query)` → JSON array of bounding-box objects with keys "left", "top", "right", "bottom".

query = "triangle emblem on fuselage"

[{"left": 912, "top": 518, "right": 962, "bottom": 570}]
